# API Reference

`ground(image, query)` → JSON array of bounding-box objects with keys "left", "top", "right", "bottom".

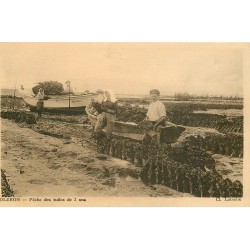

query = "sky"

[{"left": 0, "top": 43, "right": 244, "bottom": 96}]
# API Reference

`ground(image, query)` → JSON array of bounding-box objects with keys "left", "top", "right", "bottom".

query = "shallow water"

[{"left": 193, "top": 109, "right": 243, "bottom": 117}]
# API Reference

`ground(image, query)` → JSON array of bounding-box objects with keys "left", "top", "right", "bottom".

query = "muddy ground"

[
  {"left": 1, "top": 119, "right": 189, "bottom": 197},
  {"left": 1, "top": 111, "right": 243, "bottom": 197}
]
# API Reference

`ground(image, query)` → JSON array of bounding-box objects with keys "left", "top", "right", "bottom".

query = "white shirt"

[
  {"left": 37, "top": 92, "right": 44, "bottom": 100},
  {"left": 146, "top": 100, "right": 166, "bottom": 121}
]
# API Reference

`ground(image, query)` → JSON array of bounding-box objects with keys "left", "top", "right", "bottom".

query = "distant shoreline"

[{"left": 1, "top": 88, "right": 243, "bottom": 101}]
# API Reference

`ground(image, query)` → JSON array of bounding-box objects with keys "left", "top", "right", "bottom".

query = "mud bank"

[
  {"left": 1, "top": 169, "right": 14, "bottom": 197},
  {"left": 1, "top": 119, "right": 187, "bottom": 197},
  {"left": 16, "top": 115, "right": 243, "bottom": 184}
]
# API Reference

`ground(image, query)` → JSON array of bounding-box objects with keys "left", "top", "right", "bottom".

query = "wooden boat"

[
  {"left": 17, "top": 89, "right": 98, "bottom": 114},
  {"left": 86, "top": 105, "right": 185, "bottom": 143}
]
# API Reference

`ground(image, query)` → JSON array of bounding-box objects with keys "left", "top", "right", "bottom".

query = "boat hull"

[
  {"left": 18, "top": 91, "right": 98, "bottom": 114},
  {"left": 85, "top": 106, "right": 186, "bottom": 143},
  {"left": 86, "top": 106, "right": 142, "bottom": 134}
]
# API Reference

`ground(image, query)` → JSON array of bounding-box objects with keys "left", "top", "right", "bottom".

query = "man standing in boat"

[
  {"left": 36, "top": 88, "right": 45, "bottom": 118},
  {"left": 146, "top": 89, "right": 167, "bottom": 129},
  {"left": 141, "top": 89, "right": 168, "bottom": 144},
  {"left": 142, "top": 89, "right": 185, "bottom": 144}
]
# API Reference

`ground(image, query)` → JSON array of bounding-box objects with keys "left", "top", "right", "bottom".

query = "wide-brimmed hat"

[{"left": 150, "top": 89, "right": 160, "bottom": 96}]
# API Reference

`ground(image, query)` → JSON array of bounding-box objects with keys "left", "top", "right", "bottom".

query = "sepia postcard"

[{"left": 0, "top": 42, "right": 249, "bottom": 206}]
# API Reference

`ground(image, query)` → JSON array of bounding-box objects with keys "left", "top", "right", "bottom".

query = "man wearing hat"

[
  {"left": 36, "top": 88, "right": 45, "bottom": 118},
  {"left": 146, "top": 89, "right": 166, "bottom": 129},
  {"left": 140, "top": 89, "right": 168, "bottom": 144},
  {"left": 141, "top": 89, "right": 184, "bottom": 144}
]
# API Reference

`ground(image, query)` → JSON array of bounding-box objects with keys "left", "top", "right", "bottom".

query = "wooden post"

[
  {"left": 66, "top": 81, "right": 71, "bottom": 109},
  {"left": 13, "top": 83, "right": 16, "bottom": 110},
  {"left": 69, "top": 81, "right": 71, "bottom": 109}
]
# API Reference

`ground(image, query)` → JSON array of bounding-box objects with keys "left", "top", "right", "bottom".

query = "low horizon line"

[{"left": 0, "top": 88, "right": 243, "bottom": 98}]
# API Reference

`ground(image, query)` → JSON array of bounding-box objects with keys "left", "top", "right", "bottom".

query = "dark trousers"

[{"left": 37, "top": 100, "right": 44, "bottom": 117}]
